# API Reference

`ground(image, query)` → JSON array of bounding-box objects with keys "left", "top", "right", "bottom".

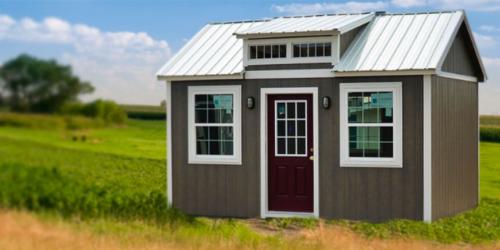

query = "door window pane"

[{"left": 287, "top": 138, "right": 296, "bottom": 154}]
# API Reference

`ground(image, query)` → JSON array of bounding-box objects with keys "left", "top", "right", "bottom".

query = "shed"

[{"left": 157, "top": 10, "right": 486, "bottom": 222}]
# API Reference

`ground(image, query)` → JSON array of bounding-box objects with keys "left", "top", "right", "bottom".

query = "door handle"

[{"left": 309, "top": 155, "right": 314, "bottom": 161}]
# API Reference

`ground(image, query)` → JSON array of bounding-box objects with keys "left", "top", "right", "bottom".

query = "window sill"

[
  {"left": 188, "top": 156, "right": 242, "bottom": 166},
  {"left": 340, "top": 159, "right": 402, "bottom": 168}
]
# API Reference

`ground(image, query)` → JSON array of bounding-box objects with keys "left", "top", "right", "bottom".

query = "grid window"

[
  {"left": 194, "top": 94, "right": 234, "bottom": 156},
  {"left": 293, "top": 43, "right": 332, "bottom": 57},
  {"left": 249, "top": 44, "right": 287, "bottom": 59},
  {"left": 275, "top": 100, "right": 307, "bottom": 156},
  {"left": 347, "top": 91, "right": 394, "bottom": 158}
]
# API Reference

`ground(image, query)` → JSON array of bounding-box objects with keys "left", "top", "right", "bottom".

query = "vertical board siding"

[
  {"left": 442, "top": 25, "right": 481, "bottom": 78},
  {"left": 171, "top": 75, "right": 423, "bottom": 221},
  {"left": 431, "top": 76, "right": 478, "bottom": 220},
  {"left": 340, "top": 25, "right": 366, "bottom": 58}
]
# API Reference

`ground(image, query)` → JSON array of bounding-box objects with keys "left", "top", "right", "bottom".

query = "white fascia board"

[
  {"left": 236, "top": 30, "right": 339, "bottom": 39},
  {"left": 337, "top": 13, "right": 375, "bottom": 34},
  {"left": 157, "top": 74, "right": 244, "bottom": 82},
  {"left": 245, "top": 69, "right": 335, "bottom": 79},
  {"left": 436, "top": 69, "right": 478, "bottom": 82},
  {"left": 333, "top": 69, "right": 435, "bottom": 77}
]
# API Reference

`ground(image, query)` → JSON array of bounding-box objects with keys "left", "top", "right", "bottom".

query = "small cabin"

[{"left": 156, "top": 10, "right": 486, "bottom": 222}]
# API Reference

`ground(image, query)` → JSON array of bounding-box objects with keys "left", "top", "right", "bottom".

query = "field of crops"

[{"left": 0, "top": 113, "right": 499, "bottom": 248}]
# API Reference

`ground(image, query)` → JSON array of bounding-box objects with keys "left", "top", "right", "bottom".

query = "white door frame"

[{"left": 259, "top": 87, "right": 319, "bottom": 218}]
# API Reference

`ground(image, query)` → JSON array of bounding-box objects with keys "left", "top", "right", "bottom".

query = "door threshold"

[{"left": 263, "top": 211, "right": 316, "bottom": 218}]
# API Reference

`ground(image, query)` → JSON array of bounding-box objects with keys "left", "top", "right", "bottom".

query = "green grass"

[{"left": 0, "top": 113, "right": 499, "bottom": 246}]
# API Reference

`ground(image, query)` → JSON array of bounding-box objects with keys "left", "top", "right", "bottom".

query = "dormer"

[{"left": 234, "top": 13, "right": 375, "bottom": 69}]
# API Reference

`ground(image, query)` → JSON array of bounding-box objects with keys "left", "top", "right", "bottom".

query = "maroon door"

[{"left": 268, "top": 94, "right": 313, "bottom": 212}]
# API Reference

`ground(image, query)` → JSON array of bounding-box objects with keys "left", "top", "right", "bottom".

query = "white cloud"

[
  {"left": 430, "top": 0, "right": 500, "bottom": 12},
  {"left": 391, "top": 0, "right": 427, "bottom": 7},
  {"left": 480, "top": 25, "right": 500, "bottom": 32},
  {"left": 473, "top": 32, "right": 497, "bottom": 49},
  {"left": 480, "top": 57, "right": 500, "bottom": 115},
  {"left": 0, "top": 14, "right": 171, "bottom": 105},
  {"left": 271, "top": 1, "right": 388, "bottom": 15}
]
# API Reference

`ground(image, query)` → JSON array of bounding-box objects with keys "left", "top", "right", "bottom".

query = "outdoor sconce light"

[
  {"left": 247, "top": 97, "right": 255, "bottom": 109},
  {"left": 322, "top": 96, "right": 331, "bottom": 109}
]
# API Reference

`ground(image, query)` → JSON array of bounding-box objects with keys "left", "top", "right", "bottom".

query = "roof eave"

[
  {"left": 235, "top": 30, "right": 340, "bottom": 39},
  {"left": 157, "top": 73, "right": 244, "bottom": 82}
]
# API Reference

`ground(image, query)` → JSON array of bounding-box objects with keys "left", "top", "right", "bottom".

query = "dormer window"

[
  {"left": 293, "top": 43, "right": 331, "bottom": 58},
  {"left": 249, "top": 44, "right": 287, "bottom": 59}
]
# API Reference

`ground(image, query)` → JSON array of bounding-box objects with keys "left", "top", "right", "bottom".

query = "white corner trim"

[
  {"left": 260, "top": 87, "right": 319, "bottom": 218},
  {"left": 338, "top": 82, "right": 403, "bottom": 168},
  {"left": 166, "top": 81, "right": 173, "bottom": 206},
  {"left": 245, "top": 69, "right": 335, "bottom": 79},
  {"left": 423, "top": 75, "right": 432, "bottom": 222},
  {"left": 187, "top": 85, "right": 242, "bottom": 165},
  {"left": 436, "top": 69, "right": 478, "bottom": 82}
]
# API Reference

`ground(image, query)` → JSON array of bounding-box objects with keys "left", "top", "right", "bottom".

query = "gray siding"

[
  {"left": 442, "top": 24, "right": 483, "bottom": 80},
  {"left": 431, "top": 76, "right": 478, "bottom": 220},
  {"left": 340, "top": 25, "right": 366, "bottom": 57},
  {"left": 171, "top": 76, "right": 424, "bottom": 221}
]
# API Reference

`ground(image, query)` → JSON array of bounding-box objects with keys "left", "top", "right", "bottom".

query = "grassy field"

[
  {"left": 0, "top": 113, "right": 499, "bottom": 248},
  {"left": 120, "top": 104, "right": 166, "bottom": 120}
]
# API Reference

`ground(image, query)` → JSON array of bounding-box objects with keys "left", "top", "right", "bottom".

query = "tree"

[{"left": 0, "top": 54, "right": 94, "bottom": 113}]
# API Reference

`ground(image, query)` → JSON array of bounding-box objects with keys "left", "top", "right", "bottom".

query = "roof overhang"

[
  {"left": 157, "top": 73, "right": 243, "bottom": 82},
  {"left": 236, "top": 30, "right": 339, "bottom": 39}
]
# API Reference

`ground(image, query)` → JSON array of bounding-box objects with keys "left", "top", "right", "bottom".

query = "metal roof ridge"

[{"left": 378, "top": 10, "right": 463, "bottom": 16}]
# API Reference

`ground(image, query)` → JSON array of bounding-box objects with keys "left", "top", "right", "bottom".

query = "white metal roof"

[
  {"left": 335, "top": 11, "right": 468, "bottom": 72},
  {"left": 156, "top": 21, "right": 263, "bottom": 79},
  {"left": 234, "top": 13, "right": 374, "bottom": 38},
  {"left": 157, "top": 10, "right": 486, "bottom": 80}
]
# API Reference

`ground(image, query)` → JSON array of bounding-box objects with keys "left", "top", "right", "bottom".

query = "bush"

[
  {"left": 480, "top": 126, "right": 500, "bottom": 142},
  {"left": 0, "top": 112, "right": 104, "bottom": 130},
  {"left": 121, "top": 104, "right": 166, "bottom": 120},
  {"left": 60, "top": 100, "right": 127, "bottom": 125}
]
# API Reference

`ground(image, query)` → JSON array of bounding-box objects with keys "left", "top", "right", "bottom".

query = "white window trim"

[
  {"left": 244, "top": 36, "right": 338, "bottom": 66},
  {"left": 187, "top": 85, "right": 242, "bottom": 165},
  {"left": 339, "top": 82, "right": 403, "bottom": 168}
]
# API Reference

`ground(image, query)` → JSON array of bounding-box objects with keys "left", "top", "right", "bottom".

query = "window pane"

[
  {"left": 324, "top": 43, "right": 331, "bottom": 56},
  {"left": 308, "top": 43, "right": 316, "bottom": 57},
  {"left": 213, "top": 95, "right": 232, "bottom": 109},
  {"left": 348, "top": 107, "right": 362, "bottom": 123},
  {"left": 195, "top": 95, "right": 207, "bottom": 108},
  {"left": 287, "top": 120, "right": 295, "bottom": 136},
  {"left": 207, "top": 95, "right": 214, "bottom": 108},
  {"left": 380, "top": 142, "right": 393, "bottom": 157},
  {"left": 221, "top": 127, "right": 233, "bottom": 140},
  {"left": 300, "top": 44, "right": 308, "bottom": 57},
  {"left": 257, "top": 45, "right": 264, "bottom": 58},
  {"left": 349, "top": 142, "right": 363, "bottom": 157},
  {"left": 379, "top": 92, "right": 393, "bottom": 123},
  {"left": 364, "top": 142, "right": 379, "bottom": 157},
  {"left": 209, "top": 141, "right": 220, "bottom": 155},
  {"left": 264, "top": 45, "right": 271, "bottom": 58},
  {"left": 209, "top": 127, "right": 220, "bottom": 140},
  {"left": 195, "top": 109, "right": 207, "bottom": 123},
  {"left": 279, "top": 45, "right": 287, "bottom": 58},
  {"left": 363, "top": 92, "right": 379, "bottom": 123},
  {"left": 208, "top": 109, "right": 221, "bottom": 123},
  {"left": 277, "top": 103, "right": 286, "bottom": 118},
  {"left": 297, "top": 138, "right": 306, "bottom": 155},
  {"left": 277, "top": 138, "right": 286, "bottom": 154},
  {"left": 272, "top": 45, "right": 279, "bottom": 58},
  {"left": 221, "top": 141, "right": 233, "bottom": 155},
  {"left": 293, "top": 44, "right": 300, "bottom": 57},
  {"left": 250, "top": 46, "right": 257, "bottom": 59},
  {"left": 366, "top": 127, "right": 380, "bottom": 142},
  {"left": 349, "top": 126, "right": 365, "bottom": 142},
  {"left": 297, "top": 102, "right": 305, "bottom": 118},
  {"left": 277, "top": 121, "right": 285, "bottom": 136},
  {"left": 197, "top": 140, "right": 209, "bottom": 155},
  {"left": 380, "top": 127, "right": 393, "bottom": 142},
  {"left": 287, "top": 102, "right": 295, "bottom": 118},
  {"left": 221, "top": 109, "right": 233, "bottom": 123},
  {"left": 316, "top": 43, "right": 324, "bottom": 56},
  {"left": 287, "top": 138, "right": 296, "bottom": 154},
  {"left": 196, "top": 127, "right": 209, "bottom": 140},
  {"left": 297, "top": 120, "right": 305, "bottom": 136}
]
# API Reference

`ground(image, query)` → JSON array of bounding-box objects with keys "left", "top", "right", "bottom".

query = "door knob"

[{"left": 309, "top": 155, "right": 314, "bottom": 160}]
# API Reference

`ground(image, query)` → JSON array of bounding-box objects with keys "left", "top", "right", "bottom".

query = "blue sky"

[{"left": 1, "top": 0, "right": 500, "bottom": 113}]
